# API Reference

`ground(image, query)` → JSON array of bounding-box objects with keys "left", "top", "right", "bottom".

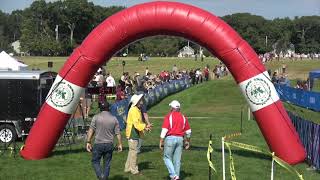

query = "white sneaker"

[{"left": 171, "top": 176, "right": 180, "bottom": 180}]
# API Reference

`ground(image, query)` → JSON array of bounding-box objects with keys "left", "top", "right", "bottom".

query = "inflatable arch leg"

[{"left": 20, "top": 1, "right": 306, "bottom": 164}]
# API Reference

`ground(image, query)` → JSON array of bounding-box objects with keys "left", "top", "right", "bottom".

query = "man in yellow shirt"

[{"left": 124, "top": 94, "right": 151, "bottom": 175}]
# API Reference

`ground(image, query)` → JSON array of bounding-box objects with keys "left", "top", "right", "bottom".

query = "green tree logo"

[
  {"left": 245, "top": 78, "right": 271, "bottom": 105},
  {"left": 50, "top": 82, "right": 74, "bottom": 108}
]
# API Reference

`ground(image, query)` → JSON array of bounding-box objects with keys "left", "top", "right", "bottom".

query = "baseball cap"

[{"left": 169, "top": 100, "right": 180, "bottom": 109}]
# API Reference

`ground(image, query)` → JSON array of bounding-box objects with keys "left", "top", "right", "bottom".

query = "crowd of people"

[
  {"left": 271, "top": 71, "right": 290, "bottom": 86},
  {"left": 87, "top": 64, "right": 229, "bottom": 106},
  {"left": 213, "top": 64, "right": 228, "bottom": 79},
  {"left": 259, "top": 52, "right": 320, "bottom": 64},
  {"left": 270, "top": 66, "right": 310, "bottom": 91},
  {"left": 295, "top": 80, "right": 310, "bottom": 90}
]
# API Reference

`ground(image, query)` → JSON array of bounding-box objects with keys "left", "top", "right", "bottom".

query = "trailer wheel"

[{"left": 0, "top": 124, "right": 17, "bottom": 144}]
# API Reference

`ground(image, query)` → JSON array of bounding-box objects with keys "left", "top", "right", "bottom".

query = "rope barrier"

[
  {"left": 222, "top": 138, "right": 304, "bottom": 180},
  {"left": 207, "top": 140, "right": 216, "bottom": 172}
]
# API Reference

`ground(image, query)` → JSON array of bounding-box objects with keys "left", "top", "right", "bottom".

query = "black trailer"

[{"left": 0, "top": 70, "right": 57, "bottom": 143}]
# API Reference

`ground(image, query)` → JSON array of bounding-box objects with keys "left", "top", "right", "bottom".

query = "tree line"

[{"left": 0, "top": 0, "right": 319, "bottom": 56}]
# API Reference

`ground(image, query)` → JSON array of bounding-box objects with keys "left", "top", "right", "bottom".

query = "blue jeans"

[
  {"left": 163, "top": 136, "right": 184, "bottom": 178},
  {"left": 92, "top": 143, "right": 114, "bottom": 180}
]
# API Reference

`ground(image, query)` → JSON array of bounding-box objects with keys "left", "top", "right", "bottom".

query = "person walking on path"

[
  {"left": 159, "top": 100, "right": 192, "bottom": 180},
  {"left": 124, "top": 94, "right": 152, "bottom": 175},
  {"left": 86, "top": 102, "right": 123, "bottom": 180},
  {"left": 137, "top": 99, "right": 152, "bottom": 153}
]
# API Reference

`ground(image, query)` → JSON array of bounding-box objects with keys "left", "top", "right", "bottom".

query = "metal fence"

[{"left": 288, "top": 111, "right": 320, "bottom": 170}]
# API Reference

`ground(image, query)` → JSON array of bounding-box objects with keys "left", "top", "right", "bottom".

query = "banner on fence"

[
  {"left": 275, "top": 84, "right": 320, "bottom": 111},
  {"left": 110, "top": 78, "right": 190, "bottom": 130}
]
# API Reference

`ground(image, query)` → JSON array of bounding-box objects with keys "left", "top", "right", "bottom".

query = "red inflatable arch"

[{"left": 21, "top": 1, "right": 305, "bottom": 164}]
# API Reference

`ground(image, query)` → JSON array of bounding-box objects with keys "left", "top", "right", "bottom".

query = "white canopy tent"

[{"left": 0, "top": 51, "right": 28, "bottom": 71}]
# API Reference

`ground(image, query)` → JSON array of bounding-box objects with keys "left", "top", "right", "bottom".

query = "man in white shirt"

[
  {"left": 106, "top": 73, "right": 116, "bottom": 94},
  {"left": 94, "top": 71, "right": 105, "bottom": 87}
]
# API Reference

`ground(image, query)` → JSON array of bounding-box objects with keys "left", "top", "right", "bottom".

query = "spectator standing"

[
  {"left": 116, "top": 83, "right": 125, "bottom": 101},
  {"left": 98, "top": 83, "right": 107, "bottom": 107},
  {"left": 98, "top": 72, "right": 105, "bottom": 87},
  {"left": 189, "top": 69, "right": 195, "bottom": 85},
  {"left": 302, "top": 80, "right": 309, "bottom": 91},
  {"left": 203, "top": 66, "right": 209, "bottom": 81},
  {"left": 282, "top": 63, "right": 287, "bottom": 73},
  {"left": 137, "top": 99, "right": 152, "bottom": 153},
  {"left": 86, "top": 102, "right": 122, "bottom": 180},
  {"left": 120, "top": 73, "right": 126, "bottom": 89},
  {"left": 106, "top": 73, "right": 116, "bottom": 94},
  {"left": 159, "top": 100, "right": 191, "bottom": 180},
  {"left": 172, "top": 64, "right": 178, "bottom": 73},
  {"left": 195, "top": 69, "right": 202, "bottom": 84},
  {"left": 284, "top": 75, "right": 290, "bottom": 86},
  {"left": 272, "top": 72, "right": 279, "bottom": 84}
]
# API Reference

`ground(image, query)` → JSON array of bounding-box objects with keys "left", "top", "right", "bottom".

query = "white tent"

[{"left": 0, "top": 51, "right": 28, "bottom": 71}]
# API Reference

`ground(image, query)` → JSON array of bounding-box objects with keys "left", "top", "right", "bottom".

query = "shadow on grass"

[
  {"left": 138, "top": 145, "right": 209, "bottom": 153},
  {"left": 52, "top": 148, "right": 86, "bottom": 156},
  {"left": 138, "top": 145, "right": 158, "bottom": 153},
  {"left": 139, "top": 161, "right": 154, "bottom": 170},
  {"left": 190, "top": 146, "right": 207, "bottom": 151},
  {"left": 180, "top": 170, "right": 193, "bottom": 179},
  {"left": 214, "top": 148, "right": 271, "bottom": 161},
  {"left": 109, "top": 175, "right": 129, "bottom": 180},
  {"left": 163, "top": 170, "right": 193, "bottom": 180}
]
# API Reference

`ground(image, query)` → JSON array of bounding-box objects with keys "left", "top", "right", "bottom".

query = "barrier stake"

[
  {"left": 271, "top": 152, "right": 275, "bottom": 180},
  {"left": 209, "top": 134, "right": 212, "bottom": 180},
  {"left": 222, "top": 137, "right": 226, "bottom": 180},
  {"left": 247, "top": 107, "right": 251, "bottom": 121},
  {"left": 240, "top": 107, "right": 243, "bottom": 133}
]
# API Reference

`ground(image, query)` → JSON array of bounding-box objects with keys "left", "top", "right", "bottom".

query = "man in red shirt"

[{"left": 159, "top": 100, "right": 191, "bottom": 180}]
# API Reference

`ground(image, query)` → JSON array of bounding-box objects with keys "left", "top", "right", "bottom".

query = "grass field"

[
  {"left": 0, "top": 57, "right": 319, "bottom": 179},
  {"left": 19, "top": 55, "right": 320, "bottom": 122},
  {"left": 19, "top": 56, "right": 220, "bottom": 80}
]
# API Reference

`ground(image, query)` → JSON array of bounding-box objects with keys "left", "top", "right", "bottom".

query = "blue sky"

[{"left": 1, "top": 0, "right": 319, "bottom": 19}]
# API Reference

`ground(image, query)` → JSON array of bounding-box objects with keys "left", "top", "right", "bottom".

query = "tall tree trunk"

[{"left": 67, "top": 22, "right": 75, "bottom": 46}]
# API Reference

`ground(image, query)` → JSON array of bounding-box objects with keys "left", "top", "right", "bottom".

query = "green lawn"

[
  {"left": 19, "top": 56, "right": 220, "bottom": 80},
  {"left": 1, "top": 80, "right": 319, "bottom": 180},
  {"left": 1, "top": 57, "right": 319, "bottom": 179}
]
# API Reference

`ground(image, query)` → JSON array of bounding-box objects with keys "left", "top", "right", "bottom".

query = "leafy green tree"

[
  {"left": 222, "top": 13, "right": 269, "bottom": 53},
  {"left": 0, "top": 10, "right": 9, "bottom": 51},
  {"left": 292, "top": 16, "right": 320, "bottom": 53},
  {"left": 3, "top": 0, "right": 320, "bottom": 56}
]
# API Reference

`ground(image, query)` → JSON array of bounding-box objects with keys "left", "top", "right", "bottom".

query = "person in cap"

[
  {"left": 137, "top": 96, "right": 152, "bottom": 154},
  {"left": 137, "top": 105, "right": 151, "bottom": 153},
  {"left": 86, "top": 102, "right": 122, "bottom": 180},
  {"left": 124, "top": 94, "right": 152, "bottom": 175},
  {"left": 159, "top": 100, "right": 191, "bottom": 180}
]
